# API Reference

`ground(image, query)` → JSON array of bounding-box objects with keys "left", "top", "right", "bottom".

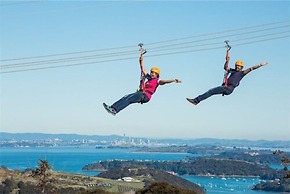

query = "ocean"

[{"left": 0, "top": 147, "right": 281, "bottom": 194}]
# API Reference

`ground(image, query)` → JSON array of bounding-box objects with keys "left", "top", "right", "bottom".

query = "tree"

[
  {"left": 2, "top": 179, "right": 13, "bottom": 194},
  {"left": 30, "top": 159, "right": 53, "bottom": 194},
  {"left": 273, "top": 150, "right": 290, "bottom": 179},
  {"left": 136, "top": 182, "right": 199, "bottom": 194}
]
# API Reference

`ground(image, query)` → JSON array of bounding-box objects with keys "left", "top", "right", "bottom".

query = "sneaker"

[
  {"left": 103, "top": 103, "right": 117, "bottom": 116},
  {"left": 186, "top": 98, "right": 198, "bottom": 105}
]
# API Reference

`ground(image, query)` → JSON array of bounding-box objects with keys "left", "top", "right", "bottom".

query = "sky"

[{"left": 0, "top": 0, "right": 289, "bottom": 141}]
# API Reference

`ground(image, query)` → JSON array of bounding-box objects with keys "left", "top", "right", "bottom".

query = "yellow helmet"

[
  {"left": 235, "top": 60, "right": 244, "bottom": 67},
  {"left": 150, "top": 67, "right": 160, "bottom": 75}
]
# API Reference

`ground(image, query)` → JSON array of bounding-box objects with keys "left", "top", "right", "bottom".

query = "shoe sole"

[
  {"left": 103, "top": 103, "right": 116, "bottom": 116},
  {"left": 186, "top": 98, "right": 197, "bottom": 105}
]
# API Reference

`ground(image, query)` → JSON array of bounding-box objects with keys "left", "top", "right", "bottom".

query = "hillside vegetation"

[
  {"left": 83, "top": 158, "right": 281, "bottom": 178},
  {"left": 0, "top": 167, "right": 143, "bottom": 194},
  {"left": 0, "top": 166, "right": 205, "bottom": 194}
]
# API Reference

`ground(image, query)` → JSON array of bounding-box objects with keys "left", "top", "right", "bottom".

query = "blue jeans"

[
  {"left": 111, "top": 91, "right": 149, "bottom": 113},
  {"left": 196, "top": 86, "right": 234, "bottom": 103}
]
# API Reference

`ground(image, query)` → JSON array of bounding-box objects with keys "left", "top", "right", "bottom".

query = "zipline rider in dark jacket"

[{"left": 186, "top": 50, "right": 268, "bottom": 105}]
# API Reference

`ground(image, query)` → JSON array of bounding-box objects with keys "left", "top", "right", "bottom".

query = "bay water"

[{"left": 0, "top": 147, "right": 281, "bottom": 194}]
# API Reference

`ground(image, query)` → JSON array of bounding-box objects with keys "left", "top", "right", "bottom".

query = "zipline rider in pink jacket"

[{"left": 103, "top": 53, "right": 181, "bottom": 116}]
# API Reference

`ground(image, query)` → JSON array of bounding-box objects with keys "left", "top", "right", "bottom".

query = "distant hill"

[
  {"left": 0, "top": 167, "right": 205, "bottom": 194},
  {"left": 155, "top": 138, "right": 289, "bottom": 148},
  {"left": 0, "top": 167, "right": 143, "bottom": 194},
  {"left": 252, "top": 178, "right": 290, "bottom": 192},
  {"left": 0, "top": 132, "right": 288, "bottom": 148},
  {"left": 0, "top": 132, "right": 122, "bottom": 141},
  {"left": 83, "top": 158, "right": 282, "bottom": 178},
  {"left": 97, "top": 167, "right": 205, "bottom": 194}
]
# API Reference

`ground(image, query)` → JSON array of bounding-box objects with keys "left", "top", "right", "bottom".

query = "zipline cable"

[
  {"left": 0, "top": 45, "right": 136, "bottom": 62},
  {"left": 0, "top": 50, "right": 137, "bottom": 69},
  {"left": 148, "top": 25, "right": 290, "bottom": 50},
  {"left": 1, "top": 35, "right": 288, "bottom": 74},
  {"left": 1, "top": 27, "right": 289, "bottom": 69},
  {"left": 1, "top": 20, "right": 289, "bottom": 62},
  {"left": 145, "top": 20, "right": 290, "bottom": 46},
  {"left": 148, "top": 35, "right": 290, "bottom": 58}
]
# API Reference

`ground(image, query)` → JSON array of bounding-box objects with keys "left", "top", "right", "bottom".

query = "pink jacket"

[{"left": 144, "top": 78, "right": 159, "bottom": 100}]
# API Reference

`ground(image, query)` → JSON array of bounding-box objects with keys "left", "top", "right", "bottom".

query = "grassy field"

[{"left": 0, "top": 168, "right": 145, "bottom": 193}]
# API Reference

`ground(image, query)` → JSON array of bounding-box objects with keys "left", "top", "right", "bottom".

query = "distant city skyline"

[{"left": 0, "top": 132, "right": 289, "bottom": 150}]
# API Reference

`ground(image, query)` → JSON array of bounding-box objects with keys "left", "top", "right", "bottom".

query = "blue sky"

[{"left": 0, "top": 0, "right": 289, "bottom": 140}]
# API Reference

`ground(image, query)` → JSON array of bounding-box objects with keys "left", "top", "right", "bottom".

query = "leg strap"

[{"left": 140, "top": 93, "right": 149, "bottom": 104}]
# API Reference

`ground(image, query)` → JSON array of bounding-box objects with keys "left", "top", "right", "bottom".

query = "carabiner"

[
  {"left": 138, "top": 43, "right": 147, "bottom": 55},
  {"left": 224, "top": 40, "right": 231, "bottom": 51}
]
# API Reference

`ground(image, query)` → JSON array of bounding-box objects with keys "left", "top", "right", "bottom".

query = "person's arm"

[
  {"left": 139, "top": 53, "right": 147, "bottom": 76},
  {"left": 159, "top": 79, "right": 181, "bottom": 85},
  {"left": 224, "top": 50, "right": 231, "bottom": 71},
  {"left": 243, "top": 62, "right": 268, "bottom": 75}
]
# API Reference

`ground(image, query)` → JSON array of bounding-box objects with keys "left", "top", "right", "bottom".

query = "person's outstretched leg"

[
  {"left": 187, "top": 86, "right": 224, "bottom": 105},
  {"left": 111, "top": 91, "right": 143, "bottom": 113},
  {"left": 103, "top": 103, "right": 117, "bottom": 116}
]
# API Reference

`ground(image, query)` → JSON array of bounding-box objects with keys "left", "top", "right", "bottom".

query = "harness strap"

[
  {"left": 222, "top": 85, "right": 227, "bottom": 96},
  {"left": 138, "top": 73, "right": 145, "bottom": 91},
  {"left": 222, "top": 40, "right": 232, "bottom": 96},
  {"left": 223, "top": 71, "right": 229, "bottom": 87},
  {"left": 137, "top": 43, "right": 147, "bottom": 91},
  {"left": 140, "top": 93, "right": 149, "bottom": 104}
]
